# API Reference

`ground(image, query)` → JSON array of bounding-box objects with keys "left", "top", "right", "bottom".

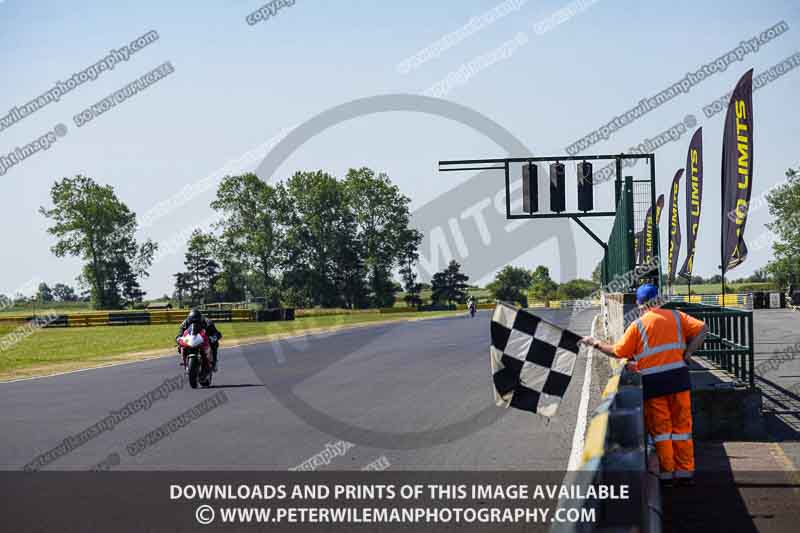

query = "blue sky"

[{"left": 1, "top": 0, "right": 799, "bottom": 298}]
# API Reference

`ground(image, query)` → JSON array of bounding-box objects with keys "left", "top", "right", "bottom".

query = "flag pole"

[{"left": 720, "top": 161, "right": 726, "bottom": 309}]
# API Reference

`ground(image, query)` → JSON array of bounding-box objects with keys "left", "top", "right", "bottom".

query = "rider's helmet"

[{"left": 187, "top": 308, "right": 202, "bottom": 325}]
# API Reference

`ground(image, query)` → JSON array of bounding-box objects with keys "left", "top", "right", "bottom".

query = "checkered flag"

[{"left": 490, "top": 302, "right": 582, "bottom": 416}]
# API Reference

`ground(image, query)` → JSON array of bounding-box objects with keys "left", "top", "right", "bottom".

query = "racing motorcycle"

[
  {"left": 468, "top": 301, "right": 476, "bottom": 318},
  {"left": 177, "top": 322, "right": 213, "bottom": 389}
]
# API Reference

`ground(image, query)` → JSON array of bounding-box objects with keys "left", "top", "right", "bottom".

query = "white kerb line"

[{"left": 565, "top": 313, "right": 597, "bottom": 471}]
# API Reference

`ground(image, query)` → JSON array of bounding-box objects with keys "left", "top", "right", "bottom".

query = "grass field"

[
  {"left": 671, "top": 281, "right": 776, "bottom": 295},
  {"left": 0, "top": 310, "right": 461, "bottom": 380}
]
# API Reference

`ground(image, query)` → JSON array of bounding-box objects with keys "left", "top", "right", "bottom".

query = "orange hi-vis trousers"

[{"left": 644, "top": 390, "right": 694, "bottom": 479}]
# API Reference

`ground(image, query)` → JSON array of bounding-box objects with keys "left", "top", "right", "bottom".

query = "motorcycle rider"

[
  {"left": 176, "top": 309, "right": 223, "bottom": 371},
  {"left": 467, "top": 296, "right": 476, "bottom": 316}
]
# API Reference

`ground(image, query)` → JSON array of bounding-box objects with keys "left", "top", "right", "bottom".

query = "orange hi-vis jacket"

[{"left": 613, "top": 309, "right": 706, "bottom": 399}]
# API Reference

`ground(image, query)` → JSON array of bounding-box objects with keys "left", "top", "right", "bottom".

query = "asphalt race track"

[{"left": 1, "top": 309, "right": 599, "bottom": 471}]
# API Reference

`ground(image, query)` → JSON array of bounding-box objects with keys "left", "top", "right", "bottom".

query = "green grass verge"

[
  {"left": 0, "top": 310, "right": 460, "bottom": 378},
  {"left": 671, "top": 281, "right": 776, "bottom": 295}
]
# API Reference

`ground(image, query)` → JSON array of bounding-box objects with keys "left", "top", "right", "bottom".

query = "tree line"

[
  {"left": 37, "top": 169, "right": 424, "bottom": 310},
  {"left": 487, "top": 265, "right": 599, "bottom": 307},
  {"left": 171, "top": 168, "right": 422, "bottom": 309},
  {"left": 30, "top": 164, "right": 798, "bottom": 311}
]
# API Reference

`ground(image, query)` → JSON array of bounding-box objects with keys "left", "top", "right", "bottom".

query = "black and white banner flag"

[{"left": 490, "top": 302, "right": 581, "bottom": 416}]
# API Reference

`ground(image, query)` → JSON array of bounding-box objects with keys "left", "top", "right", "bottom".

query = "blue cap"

[{"left": 636, "top": 283, "right": 658, "bottom": 304}]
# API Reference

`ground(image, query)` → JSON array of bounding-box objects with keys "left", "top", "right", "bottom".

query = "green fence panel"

[
  {"left": 602, "top": 176, "right": 635, "bottom": 288},
  {"left": 662, "top": 301, "right": 755, "bottom": 389}
]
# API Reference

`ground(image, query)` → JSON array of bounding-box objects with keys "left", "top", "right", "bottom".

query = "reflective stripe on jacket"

[{"left": 628, "top": 309, "right": 691, "bottom": 399}]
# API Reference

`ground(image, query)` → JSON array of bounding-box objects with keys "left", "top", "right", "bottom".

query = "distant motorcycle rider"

[
  {"left": 176, "top": 309, "right": 223, "bottom": 371},
  {"left": 467, "top": 296, "right": 476, "bottom": 317}
]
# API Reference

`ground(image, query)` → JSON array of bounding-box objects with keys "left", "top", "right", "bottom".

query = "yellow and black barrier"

[
  {"left": 668, "top": 292, "right": 753, "bottom": 308},
  {"left": 0, "top": 298, "right": 603, "bottom": 328},
  {"left": 0, "top": 308, "right": 261, "bottom": 328}
]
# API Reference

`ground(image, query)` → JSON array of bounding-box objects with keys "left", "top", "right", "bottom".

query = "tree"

[
  {"left": 487, "top": 265, "right": 532, "bottom": 307},
  {"left": 344, "top": 168, "right": 415, "bottom": 308},
  {"left": 211, "top": 173, "right": 283, "bottom": 306},
  {"left": 530, "top": 265, "right": 558, "bottom": 303},
  {"left": 282, "top": 171, "right": 363, "bottom": 307},
  {"left": 213, "top": 259, "right": 247, "bottom": 303},
  {"left": 765, "top": 167, "right": 800, "bottom": 288},
  {"left": 40, "top": 176, "right": 156, "bottom": 309},
  {"left": 52, "top": 283, "right": 77, "bottom": 302},
  {"left": 111, "top": 244, "right": 154, "bottom": 307},
  {"left": 36, "top": 283, "right": 54, "bottom": 303},
  {"left": 591, "top": 261, "right": 603, "bottom": 284},
  {"left": 179, "top": 230, "right": 221, "bottom": 305},
  {"left": 431, "top": 260, "right": 469, "bottom": 305},
  {"left": 557, "top": 279, "right": 600, "bottom": 300},
  {"left": 330, "top": 224, "right": 369, "bottom": 309},
  {"left": 398, "top": 228, "right": 424, "bottom": 308},
  {"left": 747, "top": 269, "right": 768, "bottom": 283},
  {"left": 173, "top": 272, "right": 191, "bottom": 307}
]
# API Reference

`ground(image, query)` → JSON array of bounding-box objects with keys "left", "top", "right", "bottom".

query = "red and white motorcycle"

[{"left": 177, "top": 323, "right": 213, "bottom": 389}]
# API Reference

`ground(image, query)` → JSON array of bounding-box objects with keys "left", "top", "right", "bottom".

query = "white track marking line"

[{"left": 566, "top": 313, "right": 596, "bottom": 471}]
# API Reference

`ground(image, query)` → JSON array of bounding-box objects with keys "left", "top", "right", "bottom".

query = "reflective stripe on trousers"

[
  {"left": 645, "top": 390, "right": 694, "bottom": 475},
  {"left": 652, "top": 433, "right": 691, "bottom": 442},
  {"left": 653, "top": 433, "right": 671, "bottom": 443}
]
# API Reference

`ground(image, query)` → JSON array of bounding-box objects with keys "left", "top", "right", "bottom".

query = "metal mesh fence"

[
  {"left": 602, "top": 175, "right": 663, "bottom": 289},
  {"left": 631, "top": 178, "right": 662, "bottom": 285},
  {"left": 632, "top": 179, "right": 652, "bottom": 236},
  {"left": 602, "top": 177, "right": 634, "bottom": 287}
]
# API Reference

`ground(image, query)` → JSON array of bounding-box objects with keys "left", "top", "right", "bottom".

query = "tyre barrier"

[
  {"left": 760, "top": 291, "right": 786, "bottom": 309},
  {"left": 254, "top": 308, "right": 295, "bottom": 321},
  {"left": 552, "top": 364, "right": 661, "bottom": 533},
  {"left": 791, "top": 290, "right": 800, "bottom": 307}
]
